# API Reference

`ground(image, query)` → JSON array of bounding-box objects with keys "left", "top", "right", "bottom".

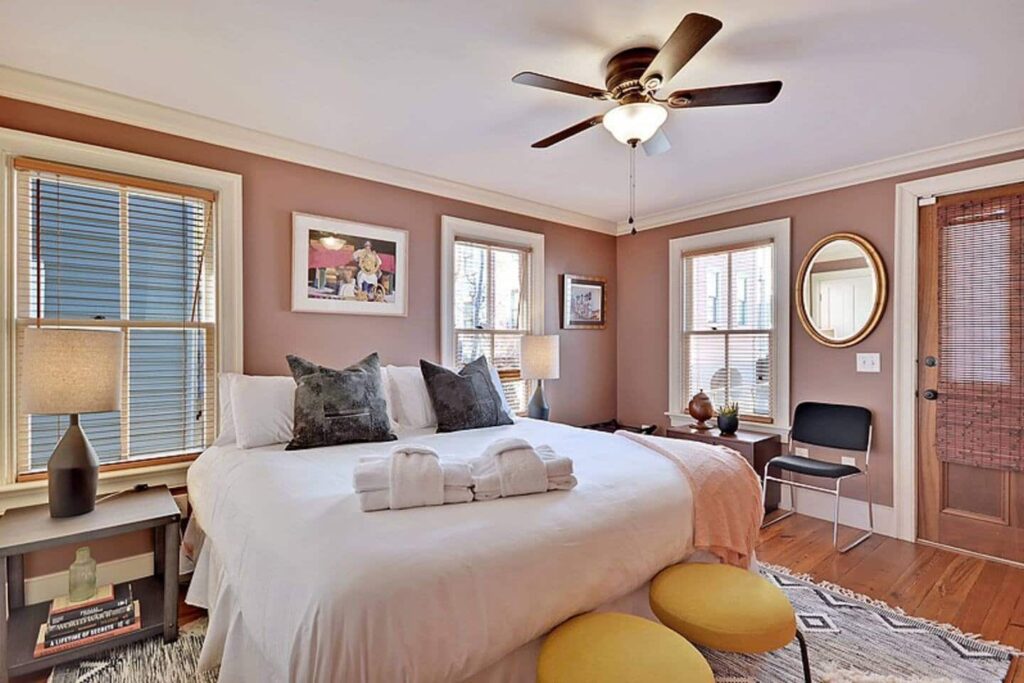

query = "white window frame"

[
  {"left": 667, "top": 217, "right": 791, "bottom": 436},
  {"left": 0, "top": 128, "right": 243, "bottom": 511},
  {"left": 440, "top": 216, "right": 544, "bottom": 382}
]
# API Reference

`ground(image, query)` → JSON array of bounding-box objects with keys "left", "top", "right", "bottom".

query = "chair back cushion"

[{"left": 791, "top": 402, "right": 871, "bottom": 451}]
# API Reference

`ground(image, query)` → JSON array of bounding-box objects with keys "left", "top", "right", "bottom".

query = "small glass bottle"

[{"left": 68, "top": 546, "right": 97, "bottom": 602}]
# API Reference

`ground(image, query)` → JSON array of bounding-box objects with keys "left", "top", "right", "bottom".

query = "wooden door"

[{"left": 917, "top": 182, "right": 1024, "bottom": 564}]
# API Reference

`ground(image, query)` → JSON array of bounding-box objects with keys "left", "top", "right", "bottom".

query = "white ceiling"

[{"left": 2, "top": 0, "right": 1023, "bottom": 227}]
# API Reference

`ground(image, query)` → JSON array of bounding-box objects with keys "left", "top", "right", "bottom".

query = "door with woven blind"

[{"left": 917, "top": 182, "right": 1024, "bottom": 563}]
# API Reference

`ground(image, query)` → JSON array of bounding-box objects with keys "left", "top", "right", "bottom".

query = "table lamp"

[
  {"left": 521, "top": 335, "right": 559, "bottom": 421},
  {"left": 22, "top": 328, "right": 123, "bottom": 518}
]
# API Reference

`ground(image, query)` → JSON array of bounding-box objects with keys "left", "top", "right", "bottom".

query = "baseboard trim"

[
  {"left": 779, "top": 487, "right": 897, "bottom": 538},
  {"left": 24, "top": 552, "right": 154, "bottom": 605}
]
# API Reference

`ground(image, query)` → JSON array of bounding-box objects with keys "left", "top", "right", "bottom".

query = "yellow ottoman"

[
  {"left": 538, "top": 612, "right": 714, "bottom": 683},
  {"left": 649, "top": 563, "right": 810, "bottom": 683}
]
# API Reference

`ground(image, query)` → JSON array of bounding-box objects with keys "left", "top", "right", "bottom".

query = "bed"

[{"left": 185, "top": 418, "right": 709, "bottom": 682}]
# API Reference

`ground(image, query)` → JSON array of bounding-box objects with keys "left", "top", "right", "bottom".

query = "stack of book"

[{"left": 34, "top": 584, "right": 141, "bottom": 657}]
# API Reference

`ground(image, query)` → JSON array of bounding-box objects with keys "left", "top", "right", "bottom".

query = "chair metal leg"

[
  {"left": 832, "top": 478, "right": 842, "bottom": 548},
  {"left": 837, "top": 472, "right": 873, "bottom": 553},
  {"left": 760, "top": 470, "right": 796, "bottom": 529},
  {"left": 795, "top": 629, "right": 811, "bottom": 683}
]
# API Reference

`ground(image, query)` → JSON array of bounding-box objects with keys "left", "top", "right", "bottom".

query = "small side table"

[
  {"left": 666, "top": 427, "right": 781, "bottom": 513},
  {"left": 0, "top": 485, "right": 180, "bottom": 683}
]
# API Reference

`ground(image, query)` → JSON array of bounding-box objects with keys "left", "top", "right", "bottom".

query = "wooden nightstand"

[
  {"left": 0, "top": 485, "right": 180, "bottom": 683},
  {"left": 666, "top": 427, "right": 781, "bottom": 513}
]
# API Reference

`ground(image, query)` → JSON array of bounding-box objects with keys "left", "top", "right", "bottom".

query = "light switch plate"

[
  {"left": 856, "top": 353, "right": 881, "bottom": 373},
  {"left": 794, "top": 447, "right": 809, "bottom": 457},
  {"left": 841, "top": 456, "right": 857, "bottom": 467}
]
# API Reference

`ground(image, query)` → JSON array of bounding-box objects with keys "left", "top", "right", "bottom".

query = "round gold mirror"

[{"left": 796, "top": 232, "right": 887, "bottom": 348}]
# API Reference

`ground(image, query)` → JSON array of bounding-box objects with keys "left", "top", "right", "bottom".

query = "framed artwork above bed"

[
  {"left": 562, "top": 273, "right": 606, "bottom": 329},
  {"left": 291, "top": 212, "right": 408, "bottom": 316}
]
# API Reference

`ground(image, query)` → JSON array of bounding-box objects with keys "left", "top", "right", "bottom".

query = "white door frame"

[{"left": 892, "top": 158, "right": 1024, "bottom": 542}]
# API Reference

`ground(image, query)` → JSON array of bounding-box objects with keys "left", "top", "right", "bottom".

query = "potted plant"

[{"left": 717, "top": 402, "right": 739, "bottom": 435}]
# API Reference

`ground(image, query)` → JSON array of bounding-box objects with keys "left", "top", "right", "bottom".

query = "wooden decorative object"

[{"left": 687, "top": 389, "right": 714, "bottom": 430}]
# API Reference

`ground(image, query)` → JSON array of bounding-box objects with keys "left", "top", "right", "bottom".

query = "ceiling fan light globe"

[{"left": 602, "top": 103, "right": 668, "bottom": 145}]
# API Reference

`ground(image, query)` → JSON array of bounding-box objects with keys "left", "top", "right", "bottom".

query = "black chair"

[{"left": 761, "top": 402, "right": 873, "bottom": 552}]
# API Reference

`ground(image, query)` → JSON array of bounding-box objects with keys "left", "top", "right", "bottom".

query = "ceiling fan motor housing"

[{"left": 605, "top": 47, "right": 659, "bottom": 102}]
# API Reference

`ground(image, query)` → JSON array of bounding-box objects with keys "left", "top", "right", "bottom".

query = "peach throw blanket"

[{"left": 617, "top": 431, "right": 763, "bottom": 568}]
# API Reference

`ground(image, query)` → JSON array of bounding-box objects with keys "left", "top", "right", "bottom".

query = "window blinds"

[
  {"left": 936, "top": 191, "right": 1024, "bottom": 471},
  {"left": 13, "top": 158, "right": 218, "bottom": 475},
  {"left": 452, "top": 238, "right": 531, "bottom": 412},
  {"left": 682, "top": 241, "right": 774, "bottom": 420}
]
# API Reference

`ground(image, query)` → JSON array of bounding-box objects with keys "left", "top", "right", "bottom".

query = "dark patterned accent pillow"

[
  {"left": 285, "top": 352, "right": 397, "bottom": 450},
  {"left": 420, "top": 357, "right": 514, "bottom": 433}
]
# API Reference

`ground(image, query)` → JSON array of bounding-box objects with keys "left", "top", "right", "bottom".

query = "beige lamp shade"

[
  {"left": 22, "top": 328, "right": 123, "bottom": 415},
  {"left": 520, "top": 335, "right": 560, "bottom": 380}
]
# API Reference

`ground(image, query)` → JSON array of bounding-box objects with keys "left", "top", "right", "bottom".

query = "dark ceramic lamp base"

[
  {"left": 527, "top": 381, "right": 550, "bottom": 421},
  {"left": 48, "top": 414, "right": 99, "bottom": 518}
]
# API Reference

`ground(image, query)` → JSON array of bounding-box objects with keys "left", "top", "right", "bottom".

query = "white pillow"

[
  {"left": 386, "top": 365, "right": 437, "bottom": 429},
  {"left": 487, "top": 362, "right": 515, "bottom": 419},
  {"left": 229, "top": 375, "right": 296, "bottom": 449},
  {"left": 213, "top": 373, "right": 240, "bottom": 446},
  {"left": 379, "top": 366, "right": 399, "bottom": 430}
]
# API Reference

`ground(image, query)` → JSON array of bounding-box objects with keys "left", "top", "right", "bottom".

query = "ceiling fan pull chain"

[{"left": 628, "top": 140, "right": 637, "bottom": 235}]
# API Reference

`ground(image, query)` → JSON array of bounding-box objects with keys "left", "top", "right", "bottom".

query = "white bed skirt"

[{"left": 186, "top": 521, "right": 707, "bottom": 683}]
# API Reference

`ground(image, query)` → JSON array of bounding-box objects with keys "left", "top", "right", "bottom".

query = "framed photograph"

[
  {"left": 562, "top": 273, "right": 607, "bottom": 329},
  {"left": 291, "top": 212, "right": 408, "bottom": 316}
]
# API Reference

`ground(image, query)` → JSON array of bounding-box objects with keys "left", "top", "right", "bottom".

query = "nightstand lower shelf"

[{"left": 7, "top": 576, "right": 166, "bottom": 678}]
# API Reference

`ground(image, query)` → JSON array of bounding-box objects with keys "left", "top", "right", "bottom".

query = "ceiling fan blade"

[
  {"left": 641, "top": 13, "right": 723, "bottom": 89},
  {"left": 667, "top": 81, "right": 783, "bottom": 108},
  {"left": 531, "top": 115, "right": 605, "bottom": 148},
  {"left": 512, "top": 71, "right": 609, "bottom": 100},
  {"left": 642, "top": 128, "right": 671, "bottom": 157}
]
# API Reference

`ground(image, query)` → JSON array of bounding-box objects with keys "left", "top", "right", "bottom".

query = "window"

[
  {"left": 441, "top": 217, "right": 544, "bottom": 414},
  {"left": 668, "top": 218, "right": 790, "bottom": 432},
  {"left": 12, "top": 158, "right": 218, "bottom": 476}
]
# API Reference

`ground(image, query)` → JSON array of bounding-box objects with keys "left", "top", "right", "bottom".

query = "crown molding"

[
  {"left": 0, "top": 66, "right": 616, "bottom": 235},
  {"left": 616, "top": 126, "right": 1024, "bottom": 235}
]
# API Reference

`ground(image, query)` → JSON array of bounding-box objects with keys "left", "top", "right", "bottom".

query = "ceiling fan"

[{"left": 512, "top": 12, "right": 782, "bottom": 155}]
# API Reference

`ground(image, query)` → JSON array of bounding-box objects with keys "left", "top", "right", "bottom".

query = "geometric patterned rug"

[
  {"left": 49, "top": 564, "right": 1020, "bottom": 683},
  {"left": 702, "top": 563, "right": 1019, "bottom": 683}
]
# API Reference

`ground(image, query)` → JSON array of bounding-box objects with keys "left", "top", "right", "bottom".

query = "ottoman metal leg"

[{"left": 795, "top": 629, "right": 811, "bottom": 683}]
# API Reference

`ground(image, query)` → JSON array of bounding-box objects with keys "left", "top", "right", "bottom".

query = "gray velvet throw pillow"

[
  {"left": 420, "top": 357, "right": 514, "bottom": 433},
  {"left": 285, "top": 352, "right": 396, "bottom": 450}
]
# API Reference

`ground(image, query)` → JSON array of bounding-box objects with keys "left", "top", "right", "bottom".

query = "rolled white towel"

[
  {"left": 473, "top": 474, "right": 578, "bottom": 501},
  {"left": 471, "top": 438, "right": 547, "bottom": 498},
  {"left": 389, "top": 445, "right": 444, "bottom": 509},
  {"left": 354, "top": 456, "right": 472, "bottom": 492},
  {"left": 359, "top": 486, "right": 473, "bottom": 512}
]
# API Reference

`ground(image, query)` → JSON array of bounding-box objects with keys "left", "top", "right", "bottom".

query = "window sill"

[
  {"left": 665, "top": 412, "right": 790, "bottom": 439},
  {"left": 0, "top": 459, "right": 191, "bottom": 514}
]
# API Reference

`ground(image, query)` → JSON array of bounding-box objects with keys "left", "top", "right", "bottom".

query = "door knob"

[{"left": 922, "top": 389, "right": 939, "bottom": 401}]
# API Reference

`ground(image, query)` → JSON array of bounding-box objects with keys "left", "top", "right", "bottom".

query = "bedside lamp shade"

[
  {"left": 521, "top": 335, "right": 560, "bottom": 380},
  {"left": 23, "top": 328, "right": 123, "bottom": 415}
]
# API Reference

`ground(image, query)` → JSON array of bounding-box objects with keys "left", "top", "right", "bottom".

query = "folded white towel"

[
  {"left": 354, "top": 456, "right": 472, "bottom": 492},
  {"left": 359, "top": 486, "right": 473, "bottom": 512},
  {"left": 389, "top": 445, "right": 444, "bottom": 509},
  {"left": 471, "top": 438, "right": 548, "bottom": 498},
  {"left": 535, "top": 444, "right": 574, "bottom": 479},
  {"left": 473, "top": 474, "right": 578, "bottom": 501}
]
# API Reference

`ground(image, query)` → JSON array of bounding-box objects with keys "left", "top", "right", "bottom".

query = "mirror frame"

[{"left": 795, "top": 232, "right": 887, "bottom": 348}]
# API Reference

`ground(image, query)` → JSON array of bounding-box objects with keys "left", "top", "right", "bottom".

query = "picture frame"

[
  {"left": 562, "top": 273, "right": 607, "bottom": 329},
  {"left": 291, "top": 212, "right": 408, "bottom": 316}
]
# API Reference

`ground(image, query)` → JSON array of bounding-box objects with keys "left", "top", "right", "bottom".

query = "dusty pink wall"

[
  {"left": 0, "top": 96, "right": 617, "bottom": 428},
  {"left": 616, "top": 149, "right": 1024, "bottom": 506}
]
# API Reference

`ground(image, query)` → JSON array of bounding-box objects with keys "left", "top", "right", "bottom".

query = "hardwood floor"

[
  {"left": 15, "top": 514, "right": 1024, "bottom": 681},
  {"left": 758, "top": 513, "right": 1024, "bottom": 683}
]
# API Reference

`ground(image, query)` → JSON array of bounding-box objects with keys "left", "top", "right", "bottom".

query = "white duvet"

[{"left": 186, "top": 419, "right": 696, "bottom": 682}]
